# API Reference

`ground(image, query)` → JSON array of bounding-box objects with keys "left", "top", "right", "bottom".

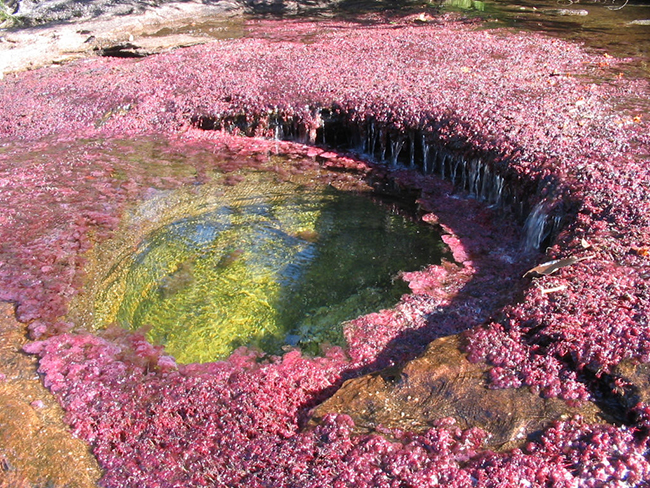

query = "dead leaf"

[
  {"left": 634, "top": 247, "right": 650, "bottom": 257},
  {"left": 524, "top": 255, "right": 593, "bottom": 277}
]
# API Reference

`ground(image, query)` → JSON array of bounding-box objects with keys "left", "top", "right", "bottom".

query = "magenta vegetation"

[{"left": 2, "top": 15, "right": 650, "bottom": 487}]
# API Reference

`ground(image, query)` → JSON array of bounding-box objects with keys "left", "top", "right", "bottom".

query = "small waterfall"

[
  {"left": 313, "top": 109, "right": 324, "bottom": 145},
  {"left": 440, "top": 152, "right": 446, "bottom": 180},
  {"left": 492, "top": 175, "right": 504, "bottom": 206},
  {"left": 409, "top": 133, "right": 416, "bottom": 168},
  {"left": 193, "top": 110, "right": 564, "bottom": 251},
  {"left": 353, "top": 123, "right": 365, "bottom": 153},
  {"left": 367, "top": 122, "right": 377, "bottom": 155},
  {"left": 523, "top": 202, "right": 550, "bottom": 251},
  {"left": 450, "top": 156, "right": 460, "bottom": 185},
  {"left": 467, "top": 159, "right": 480, "bottom": 196},
  {"left": 480, "top": 166, "right": 491, "bottom": 200},
  {"left": 459, "top": 159, "right": 467, "bottom": 191},
  {"left": 421, "top": 135, "right": 431, "bottom": 174},
  {"left": 269, "top": 114, "right": 279, "bottom": 139},
  {"left": 390, "top": 139, "right": 405, "bottom": 167}
]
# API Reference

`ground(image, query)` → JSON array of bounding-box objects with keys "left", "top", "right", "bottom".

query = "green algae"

[{"left": 95, "top": 170, "right": 445, "bottom": 363}]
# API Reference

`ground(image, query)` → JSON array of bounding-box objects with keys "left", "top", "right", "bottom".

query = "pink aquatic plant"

[{"left": 0, "top": 14, "right": 649, "bottom": 487}]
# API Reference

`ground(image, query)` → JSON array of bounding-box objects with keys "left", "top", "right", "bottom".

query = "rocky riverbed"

[{"left": 1, "top": 3, "right": 650, "bottom": 487}]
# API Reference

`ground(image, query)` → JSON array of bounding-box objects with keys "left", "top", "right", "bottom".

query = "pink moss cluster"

[
  {"left": 23, "top": 330, "right": 650, "bottom": 487},
  {"left": 0, "top": 139, "right": 124, "bottom": 333},
  {"left": 1, "top": 14, "right": 650, "bottom": 487}
]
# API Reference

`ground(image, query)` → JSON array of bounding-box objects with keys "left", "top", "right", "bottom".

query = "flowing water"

[{"left": 440, "top": 0, "right": 650, "bottom": 76}]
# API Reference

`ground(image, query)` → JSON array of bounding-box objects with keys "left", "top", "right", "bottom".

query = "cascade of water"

[
  {"left": 308, "top": 125, "right": 317, "bottom": 145},
  {"left": 195, "top": 111, "right": 561, "bottom": 251},
  {"left": 320, "top": 118, "right": 327, "bottom": 145},
  {"left": 354, "top": 124, "right": 365, "bottom": 153},
  {"left": 313, "top": 109, "right": 324, "bottom": 145},
  {"left": 450, "top": 156, "right": 460, "bottom": 185},
  {"left": 281, "top": 119, "right": 291, "bottom": 139},
  {"left": 523, "top": 201, "right": 549, "bottom": 251},
  {"left": 421, "top": 135, "right": 430, "bottom": 174},
  {"left": 390, "top": 139, "right": 405, "bottom": 167},
  {"left": 430, "top": 148, "right": 439, "bottom": 175},
  {"left": 298, "top": 121, "right": 308, "bottom": 144},
  {"left": 492, "top": 175, "right": 504, "bottom": 206},
  {"left": 550, "top": 214, "right": 563, "bottom": 241},
  {"left": 379, "top": 129, "right": 387, "bottom": 162},
  {"left": 478, "top": 166, "right": 492, "bottom": 201},
  {"left": 368, "top": 122, "right": 377, "bottom": 156},
  {"left": 459, "top": 159, "right": 467, "bottom": 191},
  {"left": 468, "top": 159, "right": 480, "bottom": 196}
]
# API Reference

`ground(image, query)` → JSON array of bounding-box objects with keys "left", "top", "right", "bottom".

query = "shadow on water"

[{"left": 238, "top": 184, "right": 449, "bottom": 357}]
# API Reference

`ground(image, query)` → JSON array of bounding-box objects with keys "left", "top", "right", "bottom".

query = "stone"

[
  {"left": 310, "top": 335, "right": 604, "bottom": 450},
  {"left": 541, "top": 8, "right": 589, "bottom": 16},
  {"left": 610, "top": 360, "right": 650, "bottom": 411},
  {"left": 0, "top": 303, "right": 102, "bottom": 486},
  {"left": 0, "top": 1, "right": 244, "bottom": 74}
]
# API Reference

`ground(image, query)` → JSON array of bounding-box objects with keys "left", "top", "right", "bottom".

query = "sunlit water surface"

[{"left": 82, "top": 145, "right": 446, "bottom": 364}]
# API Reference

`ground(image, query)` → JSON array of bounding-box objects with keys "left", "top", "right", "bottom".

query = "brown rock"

[
  {"left": 610, "top": 360, "right": 650, "bottom": 410},
  {"left": 0, "top": 303, "right": 102, "bottom": 487},
  {"left": 310, "top": 335, "right": 604, "bottom": 450}
]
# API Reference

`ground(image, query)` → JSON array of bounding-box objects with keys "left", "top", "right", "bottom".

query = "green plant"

[{"left": 0, "top": 0, "right": 18, "bottom": 25}]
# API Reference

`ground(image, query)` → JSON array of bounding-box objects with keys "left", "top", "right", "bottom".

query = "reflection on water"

[
  {"left": 437, "top": 0, "right": 650, "bottom": 76},
  {"left": 97, "top": 174, "right": 445, "bottom": 363},
  {"left": 334, "top": 0, "right": 649, "bottom": 78},
  {"left": 440, "top": 0, "right": 487, "bottom": 12}
]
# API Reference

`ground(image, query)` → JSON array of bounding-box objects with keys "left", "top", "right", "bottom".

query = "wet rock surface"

[
  {"left": 610, "top": 360, "right": 650, "bottom": 411},
  {"left": 6, "top": 0, "right": 239, "bottom": 24},
  {"left": 310, "top": 335, "right": 605, "bottom": 451},
  {"left": 0, "top": 1, "right": 245, "bottom": 74},
  {"left": 0, "top": 303, "right": 102, "bottom": 486},
  {"left": 4, "top": 0, "right": 346, "bottom": 25}
]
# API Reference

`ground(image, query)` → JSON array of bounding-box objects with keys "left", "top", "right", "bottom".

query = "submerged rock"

[
  {"left": 310, "top": 334, "right": 604, "bottom": 450},
  {"left": 541, "top": 8, "right": 589, "bottom": 16},
  {"left": 610, "top": 360, "right": 650, "bottom": 411}
]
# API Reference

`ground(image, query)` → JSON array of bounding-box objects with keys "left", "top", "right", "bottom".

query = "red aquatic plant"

[{"left": 1, "top": 14, "right": 649, "bottom": 487}]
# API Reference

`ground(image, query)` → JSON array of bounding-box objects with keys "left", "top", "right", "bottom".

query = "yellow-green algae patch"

[{"left": 87, "top": 158, "right": 444, "bottom": 364}]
